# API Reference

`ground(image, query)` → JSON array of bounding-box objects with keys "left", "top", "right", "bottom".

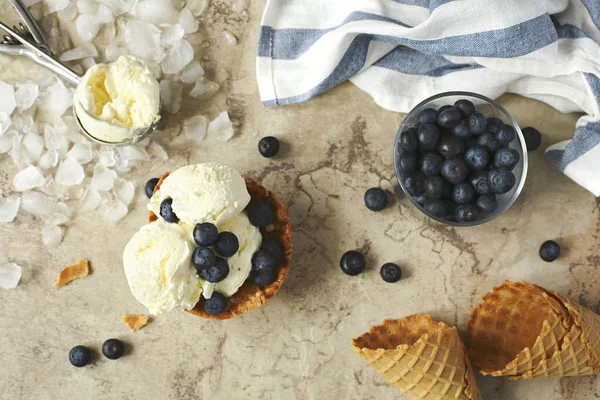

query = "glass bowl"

[{"left": 393, "top": 91, "right": 528, "bottom": 227}]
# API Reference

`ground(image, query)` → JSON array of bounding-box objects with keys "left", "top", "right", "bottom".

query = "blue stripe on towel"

[
  {"left": 373, "top": 47, "right": 482, "bottom": 76},
  {"left": 546, "top": 122, "right": 600, "bottom": 171}
]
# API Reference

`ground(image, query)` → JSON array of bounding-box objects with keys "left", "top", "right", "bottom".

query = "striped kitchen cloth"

[{"left": 256, "top": 0, "right": 600, "bottom": 196}]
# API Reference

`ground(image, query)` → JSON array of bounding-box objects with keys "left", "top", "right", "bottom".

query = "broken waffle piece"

[
  {"left": 122, "top": 314, "right": 150, "bottom": 331},
  {"left": 54, "top": 259, "right": 89, "bottom": 287}
]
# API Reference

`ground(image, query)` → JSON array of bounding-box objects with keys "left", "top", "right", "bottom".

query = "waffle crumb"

[
  {"left": 54, "top": 259, "right": 89, "bottom": 287},
  {"left": 122, "top": 314, "right": 150, "bottom": 331}
]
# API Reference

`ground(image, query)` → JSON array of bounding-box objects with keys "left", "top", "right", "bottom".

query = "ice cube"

[
  {"left": 117, "top": 145, "right": 148, "bottom": 161},
  {"left": 0, "top": 131, "right": 17, "bottom": 154},
  {"left": 77, "top": 0, "right": 98, "bottom": 14},
  {"left": 0, "top": 112, "right": 10, "bottom": 135},
  {"left": 12, "top": 114, "right": 34, "bottom": 133},
  {"left": 104, "top": 44, "right": 125, "bottom": 62},
  {"left": 185, "top": 0, "right": 208, "bottom": 16},
  {"left": 97, "top": 0, "right": 136, "bottom": 15},
  {"left": 135, "top": 0, "right": 178, "bottom": 24},
  {"left": 159, "top": 80, "right": 173, "bottom": 111},
  {"left": 101, "top": 197, "right": 128, "bottom": 222},
  {"left": 20, "top": 190, "right": 57, "bottom": 216},
  {"left": 75, "top": 15, "right": 101, "bottom": 43},
  {"left": 178, "top": 8, "right": 198, "bottom": 34},
  {"left": 190, "top": 77, "right": 219, "bottom": 99},
  {"left": 79, "top": 186, "right": 101, "bottom": 212},
  {"left": 0, "top": 262, "right": 22, "bottom": 289},
  {"left": 179, "top": 61, "right": 204, "bottom": 84},
  {"left": 15, "top": 83, "right": 39, "bottom": 111},
  {"left": 0, "top": 195, "right": 20, "bottom": 222},
  {"left": 22, "top": 133, "right": 44, "bottom": 161},
  {"left": 161, "top": 39, "right": 194, "bottom": 74},
  {"left": 8, "top": 133, "right": 24, "bottom": 167},
  {"left": 147, "top": 141, "right": 168, "bottom": 169},
  {"left": 44, "top": 125, "right": 70, "bottom": 156},
  {"left": 55, "top": 201, "right": 72, "bottom": 217},
  {"left": 207, "top": 112, "right": 235, "bottom": 142},
  {"left": 160, "top": 25, "right": 185, "bottom": 48},
  {"left": 44, "top": 0, "right": 69, "bottom": 14},
  {"left": 91, "top": 164, "right": 117, "bottom": 191},
  {"left": 13, "top": 165, "right": 45, "bottom": 191},
  {"left": 223, "top": 31, "right": 238, "bottom": 45},
  {"left": 81, "top": 57, "right": 97, "bottom": 70},
  {"left": 171, "top": 82, "right": 182, "bottom": 113},
  {"left": 124, "top": 20, "right": 164, "bottom": 62},
  {"left": 39, "top": 77, "right": 73, "bottom": 116},
  {"left": 38, "top": 149, "right": 59, "bottom": 169},
  {"left": 98, "top": 148, "right": 116, "bottom": 167},
  {"left": 55, "top": 158, "right": 85, "bottom": 186},
  {"left": 41, "top": 177, "right": 69, "bottom": 200},
  {"left": 41, "top": 223, "right": 63, "bottom": 248},
  {"left": 0, "top": 81, "right": 16, "bottom": 115},
  {"left": 232, "top": 0, "right": 248, "bottom": 12},
  {"left": 96, "top": 4, "right": 113, "bottom": 23},
  {"left": 113, "top": 178, "right": 135, "bottom": 205},
  {"left": 60, "top": 43, "right": 99, "bottom": 62},
  {"left": 68, "top": 142, "right": 93, "bottom": 164},
  {"left": 44, "top": 211, "right": 68, "bottom": 226},
  {"left": 57, "top": 2, "right": 78, "bottom": 20},
  {"left": 183, "top": 115, "right": 208, "bottom": 141}
]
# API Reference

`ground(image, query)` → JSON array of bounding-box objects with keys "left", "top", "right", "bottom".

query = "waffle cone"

[
  {"left": 352, "top": 315, "right": 482, "bottom": 400},
  {"left": 468, "top": 281, "right": 600, "bottom": 379},
  {"left": 149, "top": 172, "right": 292, "bottom": 320}
]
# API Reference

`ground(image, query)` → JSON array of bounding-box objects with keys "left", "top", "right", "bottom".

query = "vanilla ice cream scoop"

[
  {"left": 73, "top": 55, "right": 160, "bottom": 144},
  {"left": 148, "top": 163, "right": 251, "bottom": 227},
  {"left": 123, "top": 220, "right": 202, "bottom": 315}
]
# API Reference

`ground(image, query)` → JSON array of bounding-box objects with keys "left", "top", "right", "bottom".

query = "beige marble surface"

[{"left": 1, "top": 1, "right": 600, "bottom": 399}]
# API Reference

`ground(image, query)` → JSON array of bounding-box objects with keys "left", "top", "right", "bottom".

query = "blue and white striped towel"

[{"left": 257, "top": 0, "right": 600, "bottom": 196}]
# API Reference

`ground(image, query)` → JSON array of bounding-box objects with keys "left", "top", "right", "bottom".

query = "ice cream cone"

[
  {"left": 352, "top": 315, "right": 482, "bottom": 400},
  {"left": 468, "top": 281, "right": 600, "bottom": 379}
]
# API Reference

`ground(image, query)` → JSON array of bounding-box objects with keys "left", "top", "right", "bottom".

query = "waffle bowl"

[{"left": 149, "top": 172, "right": 292, "bottom": 320}]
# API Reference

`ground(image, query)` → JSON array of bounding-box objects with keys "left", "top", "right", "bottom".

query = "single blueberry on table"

[
  {"left": 380, "top": 263, "right": 402, "bottom": 283},
  {"left": 417, "top": 108, "right": 438, "bottom": 125},
  {"left": 144, "top": 177, "right": 160, "bottom": 198},
  {"left": 204, "top": 292, "right": 228, "bottom": 315},
  {"left": 437, "top": 107, "right": 462, "bottom": 128},
  {"left": 399, "top": 151, "right": 418, "bottom": 174},
  {"left": 417, "top": 123, "right": 440, "bottom": 150},
  {"left": 451, "top": 120, "right": 472, "bottom": 140},
  {"left": 258, "top": 136, "right": 280, "bottom": 158},
  {"left": 476, "top": 193, "right": 498, "bottom": 214},
  {"left": 102, "top": 339, "right": 125, "bottom": 360},
  {"left": 193, "top": 222, "right": 219, "bottom": 247},
  {"left": 420, "top": 152, "right": 443, "bottom": 177},
  {"left": 496, "top": 124, "right": 516, "bottom": 144},
  {"left": 340, "top": 250, "right": 365, "bottom": 276},
  {"left": 199, "top": 257, "right": 230, "bottom": 283},
  {"left": 251, "top": 270, "right": 277, "bottom": 287},
  {"left": 539, "top": 240, "right": 561, "bottom": 262},
  {"left": 412, "top": 193, "right": 429, "bottom": 206},
  {"left": 252, "top": 250, "right": 278, "bottom": 274},
  {"left": 214, "top": 232, "right": 240, "bottom": 257},
  {"left": 400, "top": 129, "right": 419, "bottom": 152},
  {"left": 470, "top": 171, "right": 490, "bottom": 194},
  {"left": 441, "top": 158, "right": 469, "bottom": 184},
  {"left": 522, "top": 127, "right": 542, "bottom": 151},
  {"left": 364, "top": 188, "right": 388, "bottom": 211},
  {"left": 486, "top": 117, "right": 504, "bottom": 134},
  {"left": 261, "top": 238, "right": 283, "bottom": 261},
  {"left": 469, "top": 112, "right": 487, "bottom": 135},
  {"left": 494, "top": 148, "right": 520, "bottom": 170},
  {"left": 478, "top": 132, "right": 502, "bottom": 152},
  {"left": 437, "top": 135, "right": 466, "bottom": 159},
  {"left": 404, "top": 172, "right": 426, "bottom": 196},
  {"left": 69, "top": 346, "right": 91, "bottom": 368},
  {"left": 425, "top": 176, "right": 445, "bottom": 200},
  {"left": 159, "top": 198, "right": 179, "bottom": 223},
  {"left": 247, "top": 201, "right": 274, "bottom": 227},
  {"left": 454, "top": 99, "right": 475, "bottom": 117},
  {"left": 192, "top": 247, "right": 216, "bottom": 272},
  {"left": 464, "top": 145, "right": 490, "bottom": 170},
  {"left": 452, "top": 183, "right": 475, "bottom": 205},
  {"left": 488, "top": 168, "right": 516, "bottom": 194},
  {"left": 455, "top": 204, "right": 479, "bottom": 223},
  {"left": 424, "top": 199, "right": 447, "bottom": 217}
]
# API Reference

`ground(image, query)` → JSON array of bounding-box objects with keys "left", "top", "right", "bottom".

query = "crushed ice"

[{"left": 0, "top": 262, "right": 22, "bottom": 289}]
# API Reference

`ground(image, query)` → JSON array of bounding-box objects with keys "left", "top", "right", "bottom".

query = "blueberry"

[
  {"left": 258, "top": 136, "right": 280, "bottom": 158},
  {"left": 144, "top": 177, "right": 160, "bottom": 198},
  {"left": 380, "top": 263, "right": 402, "bottom": 283},
  {"left": 486, "top": 117, "right": 504, "bottom": 134},
  {"left": 455, "top": 204, "right": 479, "bottom": 223},
  {"left": 441, "top": 159, "right": 469, "bottom": 184},
  {"left": 159, "top": 198, "right": 179, "bottom": 223},
  {"left": 193, "top": 222, "right": 218, "bottom": 247},
  {"left": 340, "top": 251, "right": 365, "bottom": 276},
  {"left": 251, "top": 270, "right": 277, "bottom": 287},
  {"left": 494, "top": 148, "right": 520, "bottom": 170},
  {"left": 399, "top": 129, "right": 419, "bottom": 152},
  {"left": 437, "top": 135, "right": 466, "bottom": 159},
  {"left": 417, "top": 124, "right": 440, "bottom": 150},
  {"left": 192, "top": 247, "right": 216, "bottom": 272},
  {"left": 437, "top": 107, "right": 462, "bottom": 128},
  {"left": 470, "top": 171, "right": 490, "bottom": 194},
  {"left": 451, "top": 120, "right": 472, "bottom": 139},
  {"left": 247, "top": 202, "right": 274, "bottom": 227},
  {"left": 438, "top": 105, "right": 453, "bottom": 114},
  {"left": 454, "top": 99, "right": 475, "bottom": 116},
  {"left": 420, "top": 153, "right": 443, "bottom": 177},
  {"left": 412, "top": 193, "right": 429, "bottom": 206},
  {"left": 469, "top": 112, "right": 486, "bottom": 135},
  {"left": 102, "top": 339, "right": 124, "bottom": 360},
  {"left": 523, "top": 127, "right": 542, "bottom": 151},
  {"left": 476, "top": 194, "right": 498, "bottom": 214},
  {"left": 252, "top": 250, "right": 278, "bottom": 274},
  {"left": 398, "top": 151, "right": 418, "bottom": 174},
  {"left": 464, "top": 146, "right": 490, "bottom": 170},
  {"left": 477, "top": 132, "right": 501, "bottom": 152},
  {"left": 488, "top": 168, "right": 516, "bottom": 194},
  {"left": 404, "top": 172, "right": 426, "bottom": 196},
  {"left": 214, "top": 232, "right": 239, "bottom": 257},
  {"left": 261, "top": 238, "right": 283, "bottom": 261},
  {"left": 364, "top": 188, "right": 388, "bottom": 211},
  {"left": 452, "top": 183, "right": 475, "bottom": 205},
  {"left": 204, "top": 292, "right": 228, "bottom": 315},
  {"left": 539, "top": 240, "right": 561, "bottom": 262},
  {"left": 69, "top": 346, "right": 91, "bottom": 367},
  {"left": 425, "top": 176, "right": 445, "bottom": 200},
  {"left": 424, "top": 199, "right": 447, "bottom": 217},
  {"left": 199, "top": 257, "right": 230, "bottom": 283},
  {"left": 466, "top": 137, "right": 479, "bottom": 149},
  {"left": 417, "top": 108, "right": 438, "bottom": 125},
  {"left": 497, "top": 124, "right": 515, "bottom": 144}
]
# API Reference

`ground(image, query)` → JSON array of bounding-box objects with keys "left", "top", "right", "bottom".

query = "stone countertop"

[{"left": 1, "top": 1, "right": 599, "bottom": 399}]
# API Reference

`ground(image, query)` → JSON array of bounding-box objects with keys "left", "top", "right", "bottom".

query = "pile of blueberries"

[{"left": 397, "top": 99, "right": 522, "bottom": 223}]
